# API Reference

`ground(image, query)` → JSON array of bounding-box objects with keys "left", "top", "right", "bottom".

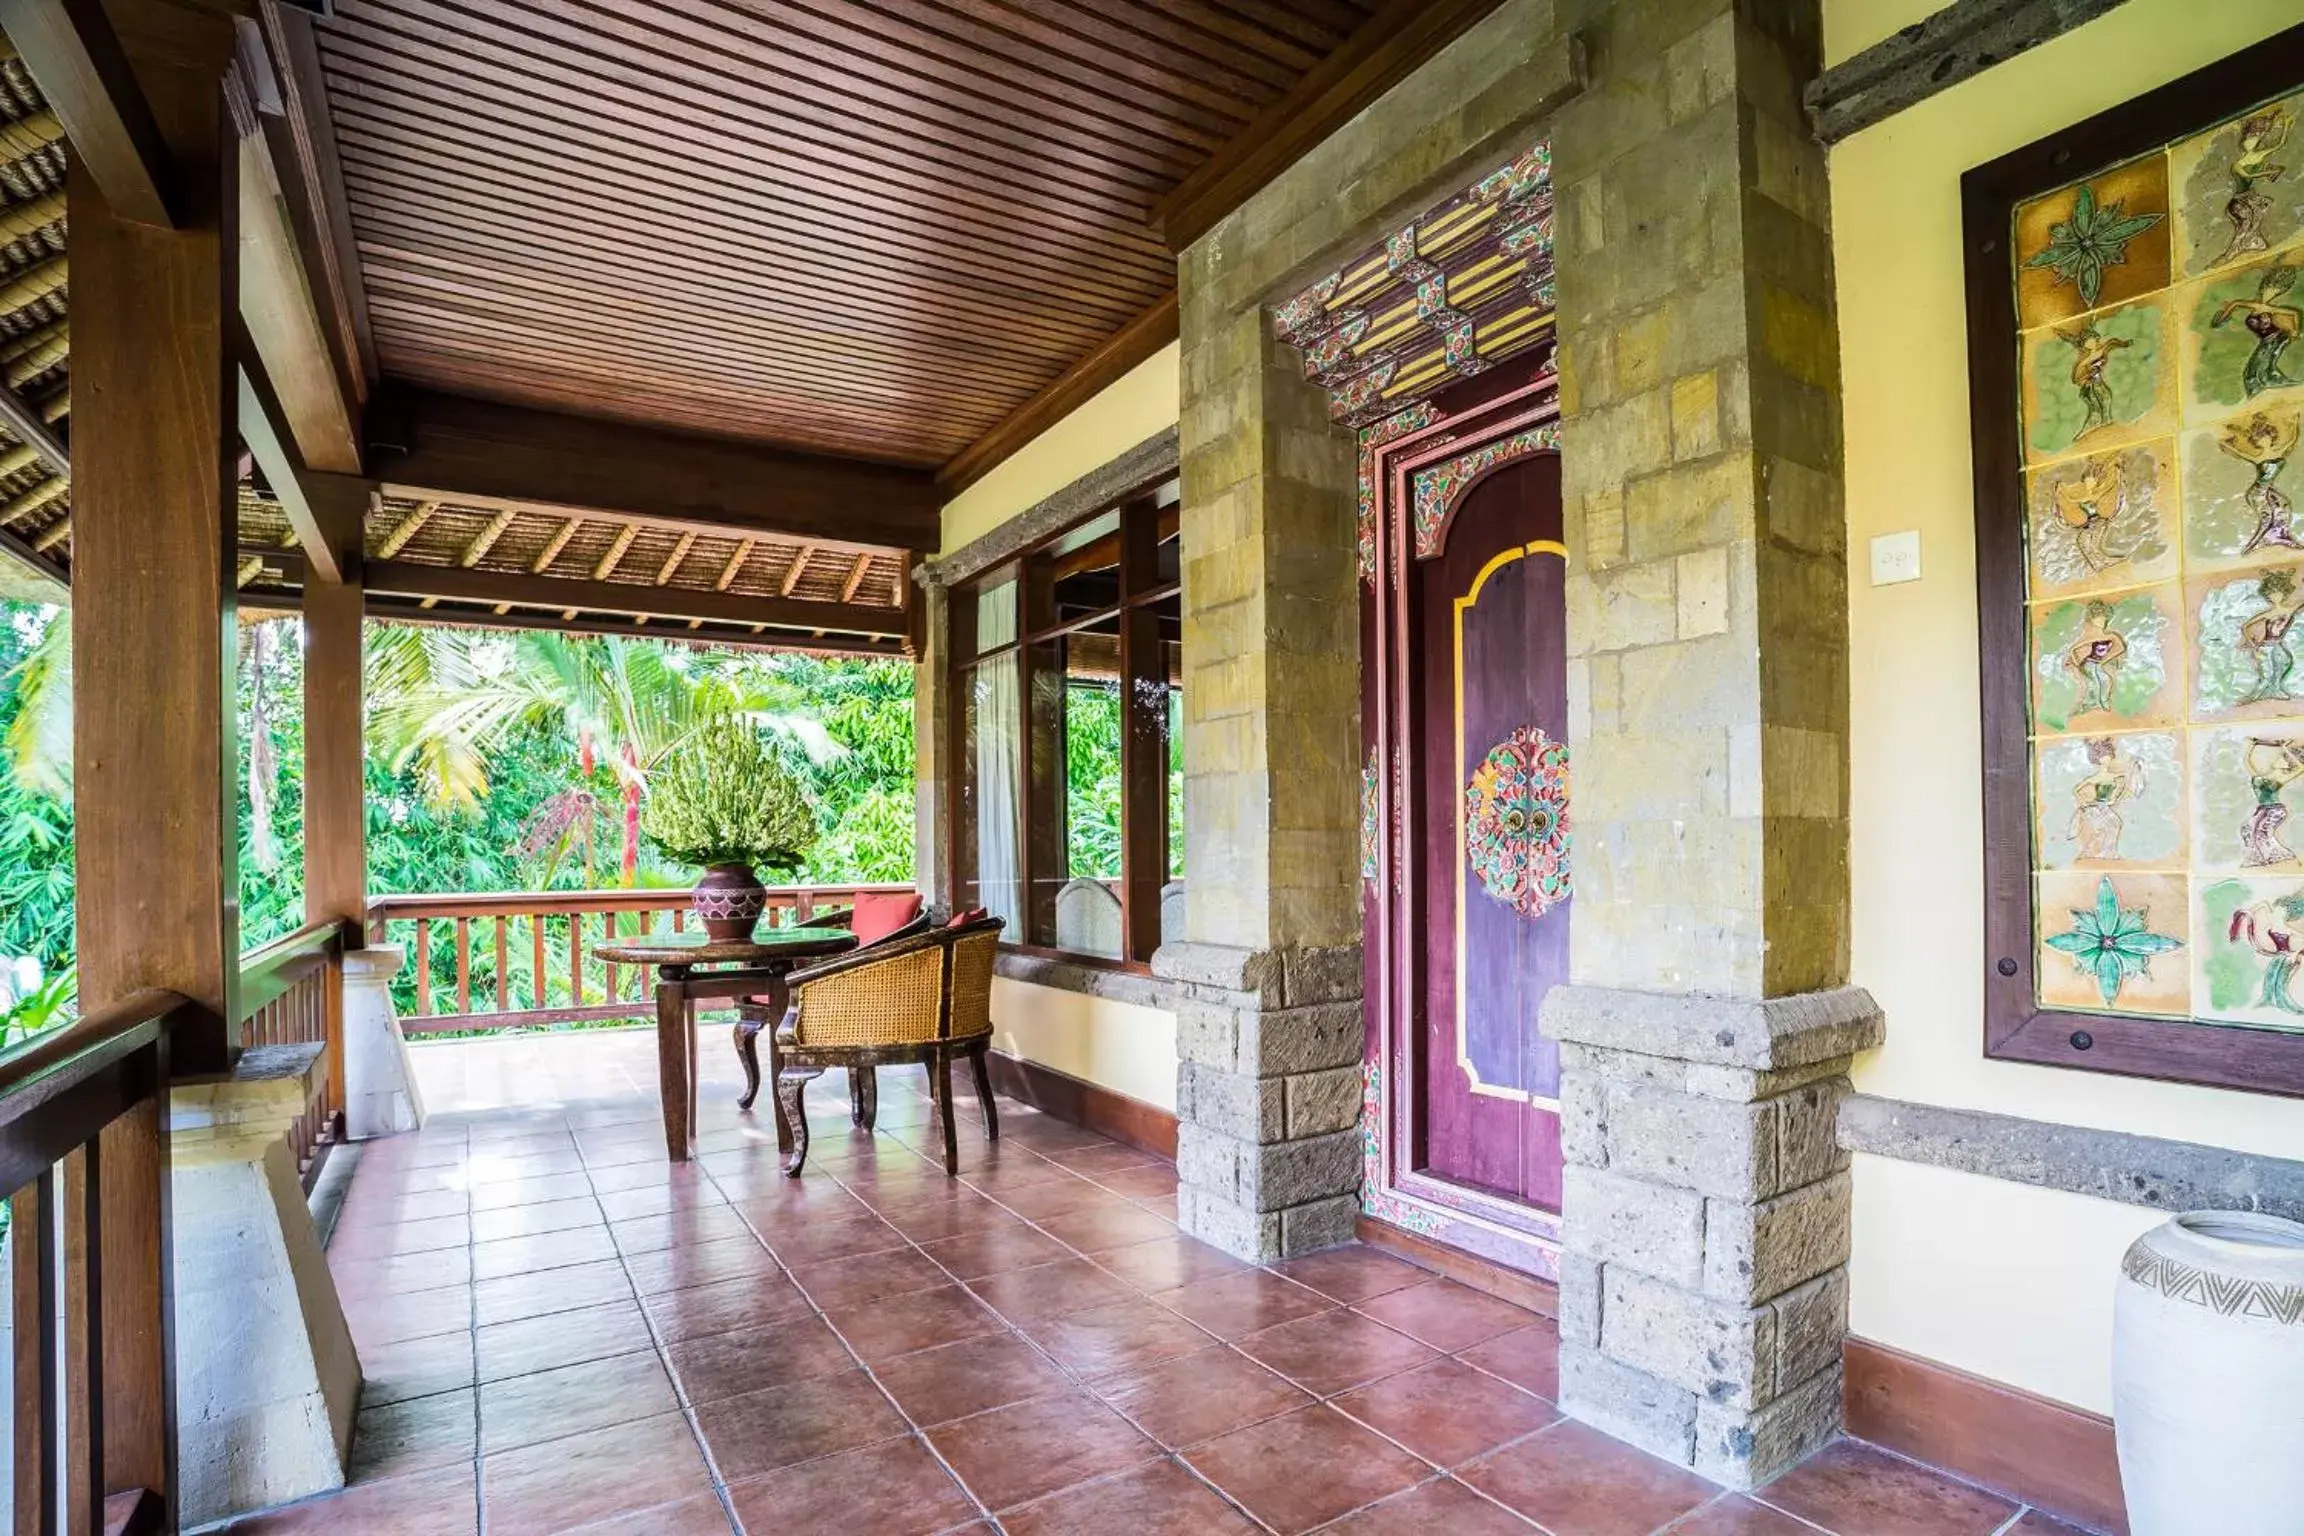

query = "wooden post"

[
  {"left": 64, "top": 2, "right": 239, "bottom": 1517},
  {"left": 302, "top": 486, "right": 363, "bottom": 1122}
]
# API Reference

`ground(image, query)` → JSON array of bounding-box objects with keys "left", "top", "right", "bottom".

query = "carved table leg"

[
  {"left": 735, "top": 1020, "right": 763, "bottom": 1111},
  {"left": 968, "top": 1043, "right": 999, "bottom": 1141},
  {"left": 777, "top": 1071, "right": 810, "bottom": 1176},
  {"left": 654, "top": 970, "right": 692, "bottom": 1161}
]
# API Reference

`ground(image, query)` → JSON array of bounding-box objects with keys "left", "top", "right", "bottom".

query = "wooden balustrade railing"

[
  {"left": 364, "top": 885, "right": 905, "bottom": 1034},
  {"left": 235, "top": 919, "right": 358, "bottom": 1189},
  {"left": 2, "top": 990, "right": 183, "bottom": 1536}
]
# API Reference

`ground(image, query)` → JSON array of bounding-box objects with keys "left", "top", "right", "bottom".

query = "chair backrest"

[
  {"left": 940, "top": 917, "right": 1003, "bottom": 1041},
  {"left": 789, "top": 932, "right": 944, "bottom": 1047}
]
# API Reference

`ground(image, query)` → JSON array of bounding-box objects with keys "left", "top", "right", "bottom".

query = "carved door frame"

[{"left": 1360, "top": 357, "right": 1565, "bottom": 1277}]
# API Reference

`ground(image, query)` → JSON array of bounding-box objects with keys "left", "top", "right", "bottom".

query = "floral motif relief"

[
  {"left": 1355, "top": 403, "right": 1440, "bottom": 583},
  {"left": 1360, "top": 745, "right": 1381, "bottom": 883},
  {"left": 1358, "top": 1061, "right": 1444, "bottom": 1234},
  {"left": 1463, "top": 727, "right": 1571, "bottom": 919},
  {"left": 1412, "top": 422, "right": 1562, "bottom": 558}
]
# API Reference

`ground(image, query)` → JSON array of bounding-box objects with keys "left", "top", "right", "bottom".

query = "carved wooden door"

[{"left": 1363, "top": 362, "right": 1567, "bottom": 1270}]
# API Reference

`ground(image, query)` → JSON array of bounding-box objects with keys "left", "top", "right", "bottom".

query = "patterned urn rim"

[{"left": 2123, "top": 1213, "right": 2304, "bottom": 1324}]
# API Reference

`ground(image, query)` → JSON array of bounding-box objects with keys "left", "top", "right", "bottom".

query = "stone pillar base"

[
  {"left": 1541, "top": 984, "right": 1883, "bottom": 1489},
  {"left": 343, "top": 944, "right": 424, "bottom": 1139},
  {"left": 170, "top": 1044, "right": 363, "bottom": 1527},
  {"left": 1155, "top": 940, "right": 1366, "bottom": 1263}
]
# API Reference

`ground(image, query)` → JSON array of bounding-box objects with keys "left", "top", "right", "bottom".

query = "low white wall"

[{"left": 990, "top": 977, "right": 1177, "bottom": 1114}]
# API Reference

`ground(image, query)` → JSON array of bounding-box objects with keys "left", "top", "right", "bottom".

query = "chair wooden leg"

[
  {"left": 777, "top": 1071, "right": 810, "bottom": 1176},
  {"left": 933, "top": 1050, "right": 958, "bottom": 1176},
  {"left": 768, "top": 1033, "right": 792, "bottom": 1154},
  {"left": 735, "top": 1020, "right": 763, "bottom": 1111},
  {"left": 858, "top": 1065, "right": 878, "bottom": 1130},
  {"left": 848, "top": 1067, "right": 867, "bottom": 1127},
  {"left": 968, "top": 1044, "right": 998, "bottom": 1142}
]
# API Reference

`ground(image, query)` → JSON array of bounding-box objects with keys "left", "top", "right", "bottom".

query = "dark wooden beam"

[
  {"left": 237, "top": 341, "right": 363, "bottom": 581},
  {"left": 0, "top": 522, "right": 65, "bottom": 589},
  {"left": 256, "top": 1, "right": 376, "bottom": 392},
  {"left": 0, "top": 0, "right": 177, "bottom": 227},
  {"left": 1150, "top": 0, "right": 1517, "bottom": 251},
  {"left": 236, "top": 105, "right": 360, "bottom": 472},
  {"left": 936, "top": 293, "right": 1178, "bottom": 499},
  {"left": 363, "top": 558, "right": 908, "bottom": 638},
  {"left": 368, "top": 388, "right": 941, "bottom": 551},
  {"left": 0, "top": 377, "right": 69, "bottom": 478},
  {"left": 354, "top": 594, "right": 910, "bottom": 659}
]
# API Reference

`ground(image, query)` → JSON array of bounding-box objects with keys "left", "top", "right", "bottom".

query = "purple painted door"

[{"left": 1409, "top": 451, "right": 1568, "bottom": 1212}]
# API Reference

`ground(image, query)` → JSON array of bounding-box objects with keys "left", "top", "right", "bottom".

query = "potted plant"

[{"left": 640, "top": 718, "right": 817, "bottom": 941}]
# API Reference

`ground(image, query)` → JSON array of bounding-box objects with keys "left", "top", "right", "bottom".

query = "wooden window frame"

[
  {"left": 947, "top": 484, "right": 1180, "bottom": 970},
  {"left": 1967, "top": 21, "right": 2304, "bottom": 1097}
]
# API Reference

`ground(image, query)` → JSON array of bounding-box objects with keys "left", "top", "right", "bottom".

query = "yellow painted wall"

[
  {"left": 937, "top": 342, "right": 1183, "bottom": 1112},
  {"left": 991, "top": 979, "right": 1180, "bottom": 1113},
  {"left": 1833, "top": 0, "right": 2304, "bottom": 1413},
  {"left": 938, "top": 341, "right": 1181, "bottom": 557}
]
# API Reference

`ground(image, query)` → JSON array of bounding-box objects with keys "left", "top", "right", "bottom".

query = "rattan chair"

[
  {"left": 731, "top": 904, "right": 934, "bottom": 1111},
  {"left": 755, "top": 915, "right": 1003, "bottom": 1176}
]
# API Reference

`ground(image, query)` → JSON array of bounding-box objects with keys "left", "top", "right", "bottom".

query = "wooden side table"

[{"left": 595, "top": 928, "right": 856, "bottom": 1160}]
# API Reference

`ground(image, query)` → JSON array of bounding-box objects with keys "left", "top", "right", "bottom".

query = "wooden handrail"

[
  {"left": 0, "top": 988, "right": 186, "bottom": 1110},
  {"left": 237, "top": 917, "right": 355, "bottom": 1021},
  {"left": 366, "top": 884, "right": 911, "bottom": 921}
]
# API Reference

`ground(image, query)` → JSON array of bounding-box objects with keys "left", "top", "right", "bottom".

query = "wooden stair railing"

[
  {"left": 1, "top": 989, "right": 188, "bottom": 1536},
  {"left": 365, "top": 885, "right": 903, "bottom": 1033},
  {"left": 235, "top": 919, "right": 359, "bottom": 1191}
]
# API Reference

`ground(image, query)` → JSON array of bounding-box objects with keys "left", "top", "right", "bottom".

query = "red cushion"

[
  {"left": 851, "top": 890, "right": 923, "bottom": 947},
  {"left": 946, "top": 906, "right": 990, "bottom": 929}
]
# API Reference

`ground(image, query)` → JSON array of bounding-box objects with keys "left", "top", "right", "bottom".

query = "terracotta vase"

[
  {"left": 691, "top": 862, "right": 767, "bottom": 941},
  {"left": 2113, "top": 1210, "right": 2304, "bottom": 1534}
]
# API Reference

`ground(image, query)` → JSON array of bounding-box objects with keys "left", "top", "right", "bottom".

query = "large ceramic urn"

[
  {"left": 691, "top": 862, "right": 768, "bottom": 941},
  {"left": 2113, "top": 1210, "right": 2304, "bottom": 1534}
]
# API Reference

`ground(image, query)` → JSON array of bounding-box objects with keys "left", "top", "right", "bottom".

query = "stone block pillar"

[
  {"left": 1167, "top": 257, "right": 1366, "bottom": 1264},
  {"left": 1541, "top": 988, "right": 1881, "bottom": 1487}
]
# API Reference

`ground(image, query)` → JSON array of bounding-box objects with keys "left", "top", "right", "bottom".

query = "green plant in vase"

[{"left": 640, "top": 718, "right": 817, "bottom": 940}]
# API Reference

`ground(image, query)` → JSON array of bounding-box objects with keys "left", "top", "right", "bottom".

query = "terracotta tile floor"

[{"left": 217, "top": 1030, "right": 2081, "bottom": 1534}]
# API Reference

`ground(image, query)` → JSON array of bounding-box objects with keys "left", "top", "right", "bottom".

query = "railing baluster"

[
  {"left": 531, "top": 913, "right": 548, "bottom": 1010},
  {"left": 70, "top": 1138, "right": 104, "bottom": 1536},
  {"left": 13, "top": 1176, "right": 44, "bottom": 1536},
  {"left": 570, "top": 911, "right": 585, "bottom": 1008},
  {"left": 604, "top": 910, "right": 620, "bottom": 1003},
  {"left": 414, "top": 919, "right": 433, "bottom": 1017},
  {"left": 454, "top": 917, "right": 472, "bottom": 1015},
  {"left": 495, "top": 917, "right": 509, "bottom": 1013},
  {"left": 35, "top": 1165, "right": 57, "bottom": 1536}
]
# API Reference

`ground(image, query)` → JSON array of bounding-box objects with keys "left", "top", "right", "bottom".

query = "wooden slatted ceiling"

[
  {"left": 0, "top": 32, "right": 70, "bottom": 586},
  {"left": 313, "top": 0, "right": 1378, "bottom": 466}
]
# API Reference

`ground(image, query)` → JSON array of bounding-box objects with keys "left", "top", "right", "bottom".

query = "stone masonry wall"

[{"left": 1169, "top": 0, "right": 1584, "bottom": 1262}]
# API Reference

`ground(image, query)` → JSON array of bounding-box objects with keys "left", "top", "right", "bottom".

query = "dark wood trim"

[
  {"left": 237, "top": 106, "right": 362, "bottom": 475},
  {"left": 936, "top": 292, "right": 1177, "bottom": 498},
  {"left": 349, "top": 594, "right": 911, "bottom": 660},
  {"left": 0, "top": 0, "right": 177, "bottom": 227},
  {"left": 369, "top": 387, "right": 942, "bottom": 552},
  {"left": 237, "top": 343, "right": 359, "bottom": 583},
  {"left": 985, "top": 1050, "right": 1176, "bottom": 1161},
  {"left": 933, "top": 429, "right": 1178, "bottom": 588},
  {"left": 363, "top": 559, "right": 906, "bottom": 638},
  {"left": 0, "top": 378, "right": 68, "bottom": 478},
  {"left": 257, "top": 0, "right": 378, "bottom": 393},
  {"left": 1355, "top": 1215, "right": 1561, "bottom": 1316},
  {"left": 1149, "top": 0, "right": 1516, "bottom": 251},
  {"left": 0, "top": 524, "right": 66, "bottom": 590},
  {"left": 1966, "top": 21, "right": 2304, "bottom": 1099},
  {"left": 1845, "top": 1337, "right": 2125, "bottom": 1535}
]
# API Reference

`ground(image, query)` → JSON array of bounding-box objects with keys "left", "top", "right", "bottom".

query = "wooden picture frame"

[{"left": 1967, "top": 22, "right": 2304, "bottom": 1096}]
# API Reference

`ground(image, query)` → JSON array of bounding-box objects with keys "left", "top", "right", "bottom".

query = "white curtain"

[{"left": 973, "top": 583, "right": 1022, "bottom": 938}]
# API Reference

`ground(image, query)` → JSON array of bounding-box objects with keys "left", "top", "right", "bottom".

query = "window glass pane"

[
  {"left": 958, "top": 653, "right": 1021, "bottom": 938},
  {"left": 1027, "top": 635, "right": 1125, "bottom": 959},
  {"left": 975, "top": 576, "right": 1018, "bottom": 652}
]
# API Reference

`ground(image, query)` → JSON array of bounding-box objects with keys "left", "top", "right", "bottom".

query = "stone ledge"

[
  {"left": 1838, "top": 1094, "right": 2304, "bottom": 1221},
  {"left": 1150, "top": 939, "right": 1361, "bottom": 1009},
  {"left": 925, "top": 427, "right": 1179, "bottom": 587},
  {"left": 1541, "top": 985, "right": 1882, "bottom": 1072},
  {"left": 994, "top": 951, "right": 1183, "bottom": 1013}
]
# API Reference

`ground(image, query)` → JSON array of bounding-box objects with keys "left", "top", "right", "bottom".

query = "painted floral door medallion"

[{"left": 2015, "top": 87, "right": 2304, "bottom": 1031}]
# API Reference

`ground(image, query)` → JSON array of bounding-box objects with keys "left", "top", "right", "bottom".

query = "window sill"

[{"left": 993, "top": 946, "right": 1182, "bottom": 1012}]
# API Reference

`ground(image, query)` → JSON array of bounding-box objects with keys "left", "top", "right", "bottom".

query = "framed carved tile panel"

[{"left": 1971, "top": 23, "right": 2304, "bottom": 1095}]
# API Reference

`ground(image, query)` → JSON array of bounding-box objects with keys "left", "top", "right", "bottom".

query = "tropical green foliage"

[
  {"left": 0, "top": 596, "right": 920, "bottom": 1037},
  {"left": 641, "top": 717, "right": 817, "bottom": 871}
]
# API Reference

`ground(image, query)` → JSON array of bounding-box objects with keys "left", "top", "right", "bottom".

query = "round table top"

[{"left": 594, "top": 928, "right": 857, "bottom": 967}]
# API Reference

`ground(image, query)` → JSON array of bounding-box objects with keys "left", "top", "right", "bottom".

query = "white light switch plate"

[{"left": 1870, "top": 530, "right": 1922, "bottom": 587}]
